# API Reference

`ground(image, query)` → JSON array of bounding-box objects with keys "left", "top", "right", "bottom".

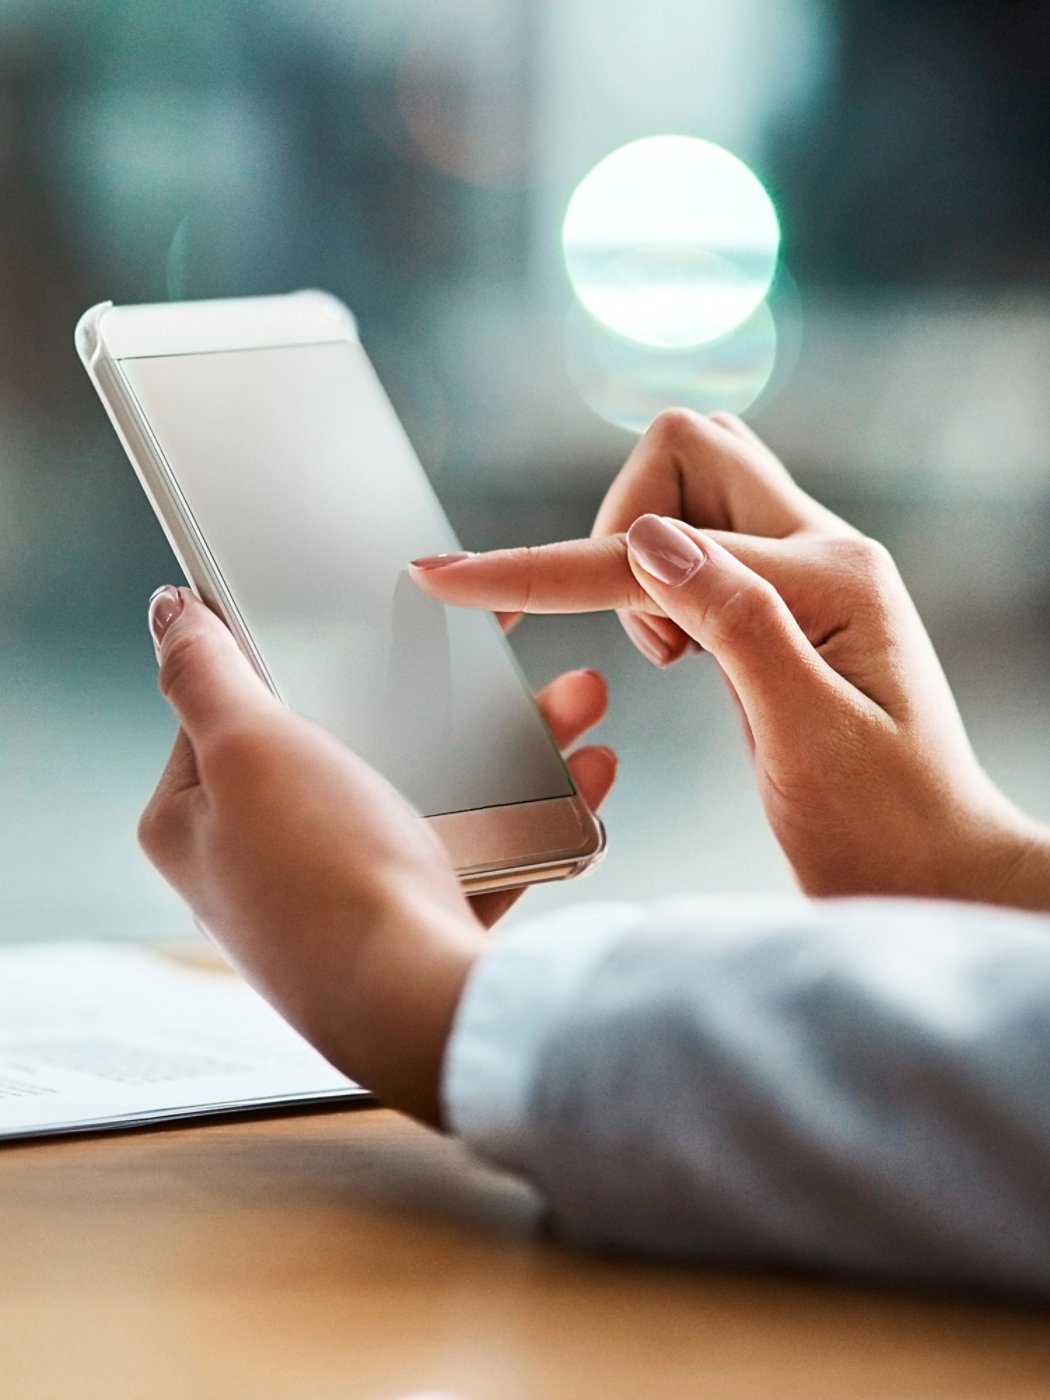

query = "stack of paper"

[{"left": 0, "top": 942, "right": 367, "bottom": 1140}]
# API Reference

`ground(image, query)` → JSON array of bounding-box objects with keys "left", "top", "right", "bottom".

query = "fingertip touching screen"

[{"left": 118, "top": 340, "right": 573, "bottom": 816}]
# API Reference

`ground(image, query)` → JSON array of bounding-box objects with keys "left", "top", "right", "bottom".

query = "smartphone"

[{"left": 76, "top": 291, "right": 604, "bottom": 894}]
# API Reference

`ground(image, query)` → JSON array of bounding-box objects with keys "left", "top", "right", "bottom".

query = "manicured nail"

[
  {"left": 626, "top": 515, "right": 705, "bottom": 587},
  {"left": 620, "top": 610, "right": 672, "bottom": 667},
  {"left": 148, "top": 586, "right": 183, "bottom": 647},
  {"left": 410, "top": 551, "right": 474, "bottom": 569}
]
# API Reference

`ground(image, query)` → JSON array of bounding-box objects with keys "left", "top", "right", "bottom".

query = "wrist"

[
  {"left": 977, "top": 814, "right": 1050, "bottom": 914},
  {"left": 302, "top": 884, "right": 485, "bottom": 1127},
  {"left": 920, "top": 784, "right": 1050, "bottom": 913},
  {"left": 792, "top": 780, "right": 1050, "bottom": 913}
]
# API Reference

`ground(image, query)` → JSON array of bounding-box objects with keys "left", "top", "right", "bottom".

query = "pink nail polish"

[
  {"left": 148, "top": 586, "right": 183, "bottom": 647},
  {"left": 626, "top": 515, "right": 705, "bottom": 587},
  {"left": 409, "top": 551, "right": 474, "bottom": 570}
]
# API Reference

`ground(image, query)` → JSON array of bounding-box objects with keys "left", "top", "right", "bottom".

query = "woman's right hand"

[{"left": 412, "top": 410, "right": 1050, "bottom": 909}]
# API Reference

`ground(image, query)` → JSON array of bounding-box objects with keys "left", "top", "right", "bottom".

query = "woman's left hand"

[{"left": 138, "top": 587, "right": 615, "bottom": 1126}]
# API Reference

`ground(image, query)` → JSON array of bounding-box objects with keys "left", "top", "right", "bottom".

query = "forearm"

[{"left": 784, "top": 765, "right": 1050, "bottom": 913}]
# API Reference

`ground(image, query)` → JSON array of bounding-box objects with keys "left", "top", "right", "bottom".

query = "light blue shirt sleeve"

[{"left": 442, "top": 895, "right": 1050, "bottom": 1295}]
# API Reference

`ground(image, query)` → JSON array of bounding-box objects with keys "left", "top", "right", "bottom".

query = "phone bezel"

[{"left": 76, "top": 293, "right": 605, "bottom": 893}]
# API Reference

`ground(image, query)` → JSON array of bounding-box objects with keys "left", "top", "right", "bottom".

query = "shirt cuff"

[{"left": 441, "top": 901, "right": 642, "bottom": 1173}]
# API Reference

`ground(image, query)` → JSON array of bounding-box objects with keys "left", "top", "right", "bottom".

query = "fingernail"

[
  {"left": 627, "top": 515, "right": 705, "bottom": 587},
  {"left": 620, "top": 611, "right": 672, "bottom": 667},
  {"left": 410, "top": 551, "right": 474, "bottom": 570},
  {"left": 148, "top": 586, "right": 183, "bottom": 647}
]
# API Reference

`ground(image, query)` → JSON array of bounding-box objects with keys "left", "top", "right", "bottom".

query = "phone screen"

[{"left": 118, "top": 339, "right": 573, "bottom": 817}]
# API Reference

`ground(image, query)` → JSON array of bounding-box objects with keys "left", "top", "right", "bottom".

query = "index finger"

[
  {"left": 410, "top": 535, "right": 654, "bottom": 615},
  {"left": 410, "top": 526, "right": 855, "bottom": 623}
]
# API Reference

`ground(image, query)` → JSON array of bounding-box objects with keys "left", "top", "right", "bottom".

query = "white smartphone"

[{"left": 76, "top": 291, "right": 604, "bottom": 894}]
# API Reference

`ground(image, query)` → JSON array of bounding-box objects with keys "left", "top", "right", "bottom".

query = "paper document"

[{"left": 0, "top": 942, "right": 367, "bottom": 1140}]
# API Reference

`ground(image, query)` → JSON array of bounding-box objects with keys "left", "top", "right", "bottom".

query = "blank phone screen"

[{"left": 118, "top": 339, "right": 573, "bottom": 816}]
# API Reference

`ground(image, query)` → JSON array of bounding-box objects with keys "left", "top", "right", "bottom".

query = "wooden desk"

[{"left": 3, "top": 1108, "right": 1049, "bottom": 1400}]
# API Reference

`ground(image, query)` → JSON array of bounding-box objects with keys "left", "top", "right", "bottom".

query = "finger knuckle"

[
  {"left": 137, "top": 795, "right": 174, "bottom": 865},
  {"left": 731, "top": 579, "right": 781, "bottom": 630},
  {"left": 506, "top": 545, "right": 542, "bottom": 612},
  {"left": 827, "top": 535, "right": 898, "bottom": 590},
  {"left": 645, "top": 407, "right": 714, "bottom": 455},
  {"left": 707, "top": 580, "right": 782, "bottom": 648}
]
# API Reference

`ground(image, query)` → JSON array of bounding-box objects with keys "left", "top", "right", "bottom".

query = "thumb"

[
  {"left": 625, "top": 515, "right": 857, "bottom": 744},
  {"left": 148, "top": 587, "right": 277, "bottom": 747}
]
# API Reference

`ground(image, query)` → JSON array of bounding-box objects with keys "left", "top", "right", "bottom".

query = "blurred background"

[{"left": 2, "top": 0, "right": 1050, "bottom": 944}]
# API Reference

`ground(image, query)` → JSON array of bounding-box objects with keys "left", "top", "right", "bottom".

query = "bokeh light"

[
  {"left": 564, "top": 297, "right": 778, "bottom": 435},
  {"left": 562, "top": 135, "right": 780, "bottom": 348}
]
